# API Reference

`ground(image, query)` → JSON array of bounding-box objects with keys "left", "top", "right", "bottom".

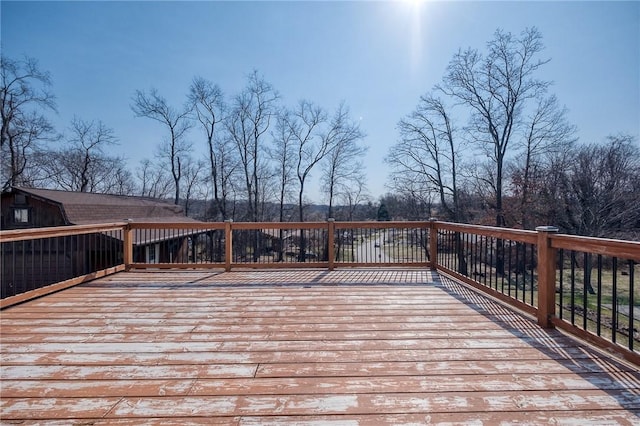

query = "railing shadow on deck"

[
  {"left": 436, "top": 272, "right": 640, "bottom": 414},
  {"left": 1, "top": 219, "right": 638, "bottom": 365},
  {"left": 81, "top": 268, "right": 435, "bottom": 290}
]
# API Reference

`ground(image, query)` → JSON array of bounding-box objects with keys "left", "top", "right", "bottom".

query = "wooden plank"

[
  {"left": 0, "top": 222, "right": 126, "bottom": 242},
  {"left": 0, "top": 313, "right": 532, "bottom": 325},
  {"left": 0, "top": 397, "right": 121, "bottom": 420},
  {"left": 1, "top": 319, "right": 530, "bottom": 335},
  {"left": 187, "top": 373, "right": 640, "bottom": 395},
  {"left": 0, "top": 302, "right": 490, "bottom": 312},
  {"left": 2, "top": 413, "right": 636, "bottom": 425},
  {"left": 551, "top": 233, "right": 640, "bottom": 261},
  {"left": 129, "top": 222, "right": 224, "bottom": 230},
  {"left": 0, "top": 328, "right": 529, "bottom": 343},
  {"left": 238, "top": 412, "right": 640, "bottom": 425},
  {"left": 84, "top": 391, "right": 640, "bottom": 417},
  {"left": 0, "top": 379, "right": 196, "bottom": 398},
  {"left": 255, "top": 359, "right": 639, "bottom": 378},
  {"left": 1, "top": 364, "right": 258, "bottom": 380},
  {"left": 434, "top": 221, "right": 538, "bottom": 244},
  {"left": 334, "top": 221, "right": 430, "bottom": 229},
  {"left": 1, "top": 337, "right": 582, "bottom": 355},
  {"left": 0, "top": 346, "right": 610, "bottom": 366},
  {"left": 3, "top": 372, "right": 638, "bottom": 399},
  {"left": 4, "top": 390, "right": 640, "bottom": 419}
]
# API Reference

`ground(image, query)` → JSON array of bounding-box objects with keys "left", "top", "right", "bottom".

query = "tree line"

[
  {"left": 2, "top": 27, "right": 639, "bottom": 238},
  {"left": 2, "top": 61, "right": 367, "bottom": 223},
  {"left": 385, "top": 27, "right": 639, "bottom": 239}
]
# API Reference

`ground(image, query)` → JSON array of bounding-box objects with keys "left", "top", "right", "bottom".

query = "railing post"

[
  {"left": 327, "top": 218, "right": 335, "bottom": 271},
  {"left": 225, "top": 219, "right": 233, "bottom": 272},
  {"left": 123, "top": 221, "right": 133, "bottom": 270},
  {"left": 429, "top": 218, "right": 438, "bottom": 271},
  {"left": 536, "top": 226, "right": 559, "bottom": 328}
]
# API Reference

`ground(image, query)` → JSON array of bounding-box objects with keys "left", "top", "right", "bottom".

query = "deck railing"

[
  {"left": 1, "top": 219, "right": 638, "bottom": 363},
  {"left": 123, "top": 220, "right": 430, "bottom": 270},
  {"left": 0, "top": 223, "right": 125, "bottom": 304},
  {"left": 433, "top": 222, "right": 639, "bottom": 364}
]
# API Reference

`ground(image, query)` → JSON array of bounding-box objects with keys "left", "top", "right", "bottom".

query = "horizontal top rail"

[
  {"left": 434, "top": 221, "right": 538, "bottom": 244},
  {"left": 334, "top": 221, "right": 430, "bottom": 229},
  {"left": 129, "top": 222, "right": 225, "bottom": 230},
  {"left": 551, "top": 234, "right": 640, "bottom": 261},
  {"left": 0, "top": 222, "right": 127, "bottom": 243},
  {"left": 231, "top": 221, "right": 328, "bottom": 230},
  {"left": 128, "top": 221, "right": 431, "bottom": 230}
]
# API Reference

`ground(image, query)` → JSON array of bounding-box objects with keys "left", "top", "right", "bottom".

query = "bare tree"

[
  {"left": 1, "top": 56, "right": 57, "bottom": 190},
  {"left": 257, "top": 160, "right": 278, "bottom": 220},
  {"left": 440, "top": 27, "right": 550, "bottom": 227},
  {"left": 215, "top": 134, "right": 240, "bottom": 220},
  {"left": 188, "top": 76, "right": 229, "bottom": 220},
  {"left": 136, "top": 158, "right": 173, "bottom": 199},
  {"left": 271, "top": 109, "right": 297, "bottom": 220},
  {"left": 69, "top": 117, "right": 117, "bottom": 192},
  {"left": 181, "top": 158, "right": 207, "bottom": 217},
  {"left": 131, "top": 88, "right": 192, "bottom": 205},
  {"left": 285, "top": 100, "right": 330, "bottom": 223},
  {"left": 321, "top": 103, "right": 366, "bottom": 219},
  {"left": 42, "top": 117, "right": 128, "bottom": 193},
  {"left": 337, "top": 175, "right": 369, "bottom": 221},
  {"left": 535, "top": 135, "right": 640, "bottom": 295},
  {"left": 226, "top": 71, "right": 279, "bottom": 263},
  {"left": 509, "top": 94, "right": 577, "bottom": 229},
  {"left": 534, "top": 141, "right": 574, "bottom": 227},
  {"left": 227, "top": 70, "right": 279, "bottom": 222},
  {"left": 390, "top": 94, "right": 469, "bottom": 270},
  {"left": 565, "top": 135, "right": 640, "bottom": 238},
  {"left": 105, "top": 166, "right": 135, "bottom": 196},
  {"left": 334, "top": 175, "right": 370, "bottom": 261},
  {"left": 44, "top": 149, "right": 132, "bottom": 194},
  {"left": 268, "top": 111, "right": 298, "bottom": 260},
  {"left": 280, "top": 100, "right": 334, "bottom": 261},
  {"left": 386, "top": 175, "right": 435, "bottom": 220},
  {"left": 389, "top": 94, "right": 463, "bottom": 222}
]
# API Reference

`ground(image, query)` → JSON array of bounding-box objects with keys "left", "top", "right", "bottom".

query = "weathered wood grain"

[{"left": 1, "top": 269, "right": 638, "bottom": 423}]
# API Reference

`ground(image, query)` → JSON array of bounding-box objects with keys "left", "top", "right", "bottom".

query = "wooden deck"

[{"left": 1, "top": 269, "right": 639, "bottom": 424}]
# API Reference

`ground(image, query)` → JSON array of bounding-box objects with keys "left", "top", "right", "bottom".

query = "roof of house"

[{"left": 11, "top": 187, "right": 200, "bottom": 225}]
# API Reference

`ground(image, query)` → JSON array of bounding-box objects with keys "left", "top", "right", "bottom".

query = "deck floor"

[{"left": 1, "top": 269, "right": 639, "bottom": 424}]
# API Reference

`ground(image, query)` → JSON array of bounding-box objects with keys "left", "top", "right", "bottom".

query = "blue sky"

[{"left": 2, "top": 1, "right": 639, "bottom": 202}]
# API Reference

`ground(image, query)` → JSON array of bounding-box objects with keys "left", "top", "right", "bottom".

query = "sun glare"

[
  {"left": 403, "top": 0, "right": 425, "bottom": 12},
  {"left": 393, "top": 0, "right": 430, "bottom": 50},
  {"left": 400, "top": 0, "right": 427, "bottom": 74}
]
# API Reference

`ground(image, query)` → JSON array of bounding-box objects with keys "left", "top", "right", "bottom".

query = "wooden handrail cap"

[{"left": 535, "top": 226, "right": 559, "bottom": 232}]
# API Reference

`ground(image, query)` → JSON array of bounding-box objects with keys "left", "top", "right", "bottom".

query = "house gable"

[
  {"left": 1, "top": 189, "right": 66, "bottom": 229},
  {"left": 1, "top": 187, "right": 199, "bottom": 230}
]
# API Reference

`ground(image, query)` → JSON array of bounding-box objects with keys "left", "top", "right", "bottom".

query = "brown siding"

[{"left": 1, "top": 193, "right": 66, "bottom": 230}]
